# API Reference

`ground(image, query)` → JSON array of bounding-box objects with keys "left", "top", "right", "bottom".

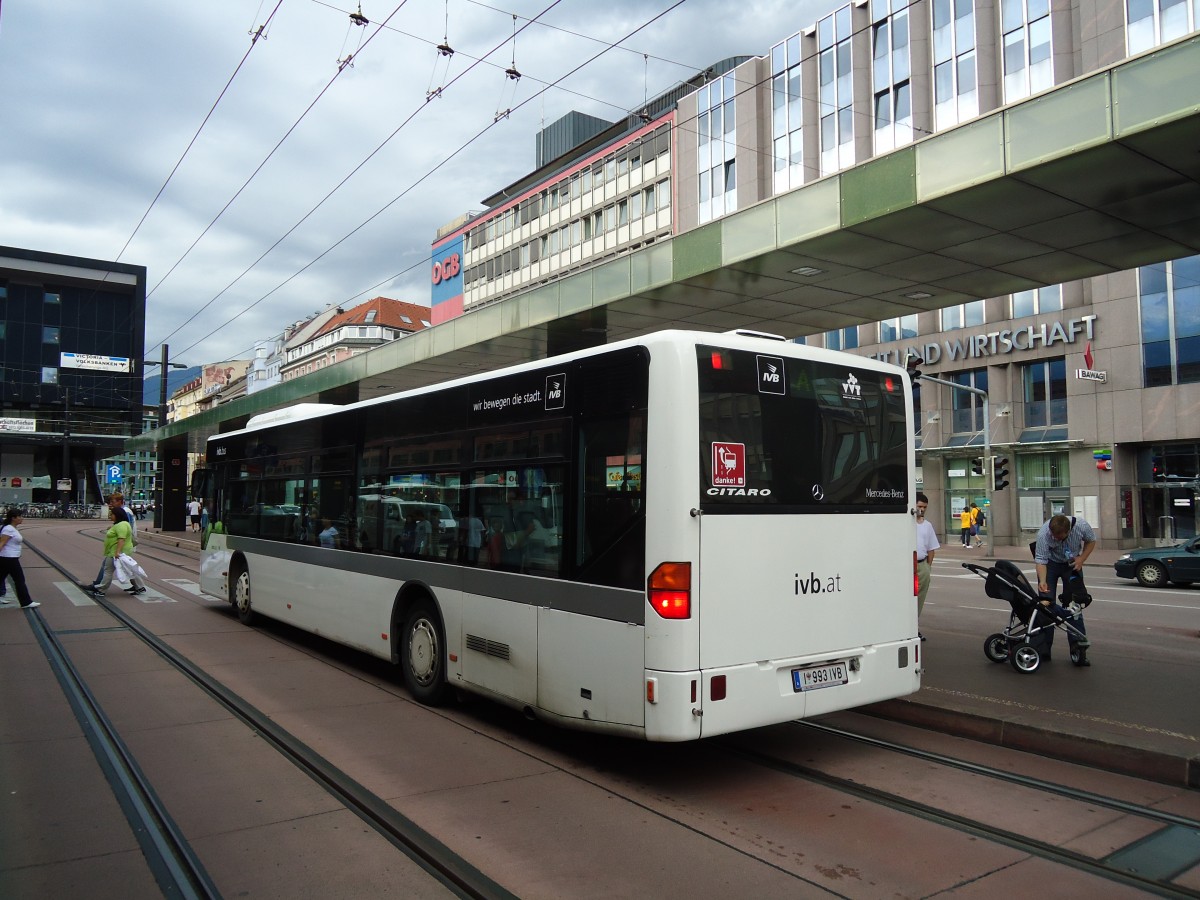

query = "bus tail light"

[
  {"left": 710, "top": 675, "right": 726, "bottom": 701},
  {"left": 648, "top": 561, "right": 691, "bottom": 619},
  {"left": 913, "top": 550, "right": 919, "bottom": 597}
]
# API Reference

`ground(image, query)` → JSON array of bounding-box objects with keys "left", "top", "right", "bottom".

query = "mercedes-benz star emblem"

[{"left": 811, "top": 484, "right": 825, "bottom": 501}]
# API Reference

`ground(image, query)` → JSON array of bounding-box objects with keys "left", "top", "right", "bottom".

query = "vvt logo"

[
  {"left": 545, "top": 372, "right": 567, "bottom": 410},
  {"left": 842, "top": 373, "right": 862, "bottom": 398},
  {"left": 756, "top": 355, "right": 785, "bottom": 395}
]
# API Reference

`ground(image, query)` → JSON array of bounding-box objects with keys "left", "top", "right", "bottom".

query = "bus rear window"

[{"left": 697, "top": 346, "right": 908, "bottom": 512}]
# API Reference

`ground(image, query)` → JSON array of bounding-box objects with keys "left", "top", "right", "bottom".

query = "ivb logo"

[
  {"left": 711, "top": 442, "right": 746, "bottom": 487},
  {"left": 545, "top": 372, "right": 567, "bottom": 410},
  {"left": 756, "top": 355, "right": 785, "bottom": 395}
]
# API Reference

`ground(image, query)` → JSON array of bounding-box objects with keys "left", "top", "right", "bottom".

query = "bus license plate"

[{"left": 792, "top": 661, "right": 848, "bottom": 692}]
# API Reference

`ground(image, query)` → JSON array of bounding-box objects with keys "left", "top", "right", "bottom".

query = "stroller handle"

[{"left": 961, "top": 562, "right": 992, "bottom": 576}]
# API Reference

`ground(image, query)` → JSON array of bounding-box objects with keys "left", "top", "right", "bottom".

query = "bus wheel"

[
  {"left": 402, "top": 600, "right": 447, "bottom": 705},
  {"left": 233, "top": 567, "right": 255, "bottom": 625}
]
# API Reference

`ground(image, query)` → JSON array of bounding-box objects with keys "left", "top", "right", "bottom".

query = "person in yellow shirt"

[
  {"left": 960, "top": 505, "right": 972, "bottom": 547},
  {"left": 970, "top": 503, "right": 984, "bottom": 548}
]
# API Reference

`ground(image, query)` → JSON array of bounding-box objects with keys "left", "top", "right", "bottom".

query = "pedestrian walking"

[
  {"left": 960, "top": 505, "right": 972, "bottom": 547},
  {"left": 0, "top": 508, "right": 41, "bottom": 609},
  {"left": 90, "top": 507, "right": 147, "bottom": 596},
  {"left": 914, "top": 493, "right": 939, "bottom": 642},
  {"left": 90, "top": 492, "right": 137, "bottom": 590}
]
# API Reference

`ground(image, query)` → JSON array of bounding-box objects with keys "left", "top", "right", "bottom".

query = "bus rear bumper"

[{"left": 646, "top": 640, "right": 922, "bottom": 741}]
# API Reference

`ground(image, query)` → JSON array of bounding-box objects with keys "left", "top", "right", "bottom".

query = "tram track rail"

[
  {"left": 24, "top": 607, "right": 220, "bottom": 900},
  {"left": 24, "top": 537, "right": 518, "bottom": 900},
  {"left": 716, "top": 719, "right": 1200, "bottom": 898}
]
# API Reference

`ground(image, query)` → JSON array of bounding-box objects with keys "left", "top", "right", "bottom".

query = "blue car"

[{"left": 1114, "top": 536, "right": 1200, "bottom": 587}]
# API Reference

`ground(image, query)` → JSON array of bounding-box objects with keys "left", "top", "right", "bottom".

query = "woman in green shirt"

[{"left": 90, "top": 507, "right": 146, "bottom": 596}]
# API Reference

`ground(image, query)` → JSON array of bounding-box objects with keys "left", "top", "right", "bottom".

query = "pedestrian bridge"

[{"left": 132, "top": 34, "right": 1200, "bottom": 456}]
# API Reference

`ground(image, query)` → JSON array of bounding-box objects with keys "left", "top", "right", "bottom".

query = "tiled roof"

[{"left": 312, "top": 297, "right": 431, "bottom": 338}]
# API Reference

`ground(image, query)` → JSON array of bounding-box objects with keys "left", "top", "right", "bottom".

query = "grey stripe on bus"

[{"left": 226, "top": 536, "right": 646, "bottom": 626}]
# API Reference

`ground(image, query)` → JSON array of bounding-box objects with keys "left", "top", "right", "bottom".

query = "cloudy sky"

[{"left": 1, "top": 0, "right": 825, "bottom": 367}]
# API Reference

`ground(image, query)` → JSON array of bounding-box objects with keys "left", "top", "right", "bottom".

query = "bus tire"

[
  {"left": 233, "top": 565, "right": 255, "bottom": 625},
  {"left": 402, "top": 599, "right": 447, "bottom": 705}
]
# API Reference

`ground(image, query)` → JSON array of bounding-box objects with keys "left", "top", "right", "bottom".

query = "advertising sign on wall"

[{"left": 60, "top": 352, "right": 132, "bottom": 373}]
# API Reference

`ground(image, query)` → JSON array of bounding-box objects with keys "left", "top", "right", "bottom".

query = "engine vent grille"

[{"left": 466, "top": 633, "right": 511, "bottom": 660}]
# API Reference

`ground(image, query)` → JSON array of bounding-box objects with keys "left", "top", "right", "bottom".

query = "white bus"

[{"left": 196, "top": 330, "right": 920, "bottom": 740}]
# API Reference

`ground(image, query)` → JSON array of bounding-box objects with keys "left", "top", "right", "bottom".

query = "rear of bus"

[{"left": 643, "top": 334, "right": 919, "bottom": 740}]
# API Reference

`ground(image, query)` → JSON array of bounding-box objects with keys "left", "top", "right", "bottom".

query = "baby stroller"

[{"left": 962, "top": 559, "right": 1092, "bottom": 673}]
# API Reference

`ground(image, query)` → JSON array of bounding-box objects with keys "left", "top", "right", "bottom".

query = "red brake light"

[
  {"left": 885, "top": 375, "right": 895, "bottom": 392},
  {"left": 648, "top": 561, "right": 691, "bottom": 619}
]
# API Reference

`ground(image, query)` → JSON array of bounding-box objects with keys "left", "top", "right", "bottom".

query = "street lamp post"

[
  {"left": 143, "top": 343, "right": 188, "bottom": 530},
  {"left": 907, "top": 355, "right": 993, "bottom": 549}
]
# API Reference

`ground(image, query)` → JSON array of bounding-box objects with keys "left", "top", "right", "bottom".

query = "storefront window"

[{"left": 1017, "top": 451, "right": 1068, "bottom": 489}]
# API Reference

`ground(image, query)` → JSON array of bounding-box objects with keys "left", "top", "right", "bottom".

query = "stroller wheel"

[
  {"left": 1010, "top": 643, "right": 1041, "bottom": 674},
  {"left": 983, "top": 633, "right": 1009, "bottom": 663}
]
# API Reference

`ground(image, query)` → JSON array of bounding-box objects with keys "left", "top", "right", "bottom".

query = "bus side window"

[{"left": 576, "top": 415, "right": 645, "bottom": 588}]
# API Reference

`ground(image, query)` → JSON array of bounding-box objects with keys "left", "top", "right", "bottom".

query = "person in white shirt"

[
  {"left": 0, "top": 508, "right": 40, "bottom": 609},
  {"left": 914, "top": 492, "right": 940, "bottom": 643}
]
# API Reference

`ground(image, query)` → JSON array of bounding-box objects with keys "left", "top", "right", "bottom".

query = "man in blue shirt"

[{"left": 1032, "top": 514, "right": 1095, "bottom": 665}]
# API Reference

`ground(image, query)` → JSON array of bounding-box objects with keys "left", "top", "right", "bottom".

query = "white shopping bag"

[{"left": 114, "top": 553, "right": 146, "bottom": 583}]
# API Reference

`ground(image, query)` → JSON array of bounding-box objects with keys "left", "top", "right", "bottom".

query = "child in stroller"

[{"left": 963, "top": 559, "right": 1092, "bottom": 673}]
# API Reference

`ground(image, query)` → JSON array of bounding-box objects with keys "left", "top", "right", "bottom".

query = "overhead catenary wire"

[
  {"left": 110, "top": 0, "right": 285, "bottom": 268},
  {"left": 170, "top": 0, "right": 693, "bottom": 362},
  {"left": 144, "top": 0, "right": 414, "bottom": 357},
  {"left": 158, "top": 0, "right": 569, "bottom": 359}
]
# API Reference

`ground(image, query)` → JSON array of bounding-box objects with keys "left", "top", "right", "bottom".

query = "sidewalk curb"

[
  {"left": 863, "top": 698, "right": 1200, "bottom": 788},
  {"left": 137, "top": 529, "right": 202, "bottom": 550}
]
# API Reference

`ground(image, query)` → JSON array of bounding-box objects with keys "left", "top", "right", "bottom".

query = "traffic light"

[
  {"left": 904, "top": 352, "right": 923, "bottom": 382},
  {"left": 971, "top": 457, "right": 986, "bottom": 477},
  {"left": 992, "top": 457, "right": 1010, "bottom": 492}
]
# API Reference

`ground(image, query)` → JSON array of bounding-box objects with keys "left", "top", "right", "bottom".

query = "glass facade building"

[{"left": 1, "top": 247, "right": 147, "bottom": 507}]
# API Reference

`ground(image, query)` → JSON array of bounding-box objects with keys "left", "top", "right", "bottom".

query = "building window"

[
  {"left": 941, "top": 300, "right": 984, "bottom": 331},
  {"left": 43, "top": 326, "right": 60, "bottom": 344},
  {"left": 872, "top": 0, "right": 913, "bottom": 155},
  {"left": 696, "top": 72, "right": 737, "bottom": 224},
  {"left": 1127, "top": 0, "right": 1198, "bottom": 55},
  {"left": 950, "top": 368, "right": 988, "bottom": 432},
  {"left": 1023, "top": 358, "right": 1067, "bottom": 425},
  {"left": 41, "top": 366, "right": 58, "bottom": 385},
  {"left": 1011, "top": 284, "right": 1063, "bottom": 318},
  {"left": 879, "top": 314, "right": 918, "bottom": 343},
  {"left": 1140, "top": 254, "right": 1200, "bottom": 386},
  {"left": 818, "top": 6, "right": 856, "bottom": 176},
  {"left": 1148, "top": 442, "right": 1200, "bottom": 481},
  {"left": 824, "top": 326, "right": 859, "bottom": 351},
  {"left": 1002, "top": 0, "right": 1053, "bottom": 102},
  {"left": 932, "top": 0, "right": 978, "bottom": 130},
  {"left": 44, "top": 291, "right": 61, "bottom": 304},
  {"left": 1017, "top": 451, "right": 1068, "bottom": 489},
  {"left": 770, "top": 32, "right": 804, "bottom": 193}
]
